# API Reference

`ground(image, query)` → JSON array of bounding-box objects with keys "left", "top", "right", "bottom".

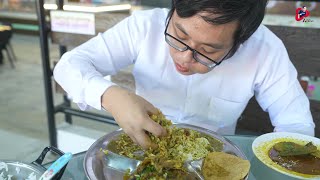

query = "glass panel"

[
  {"left": 0, "top": 0, "right": 55, "bottom": 13},
  {"left": 66, "top": 0, "right": 132, "bottom": 5},
  {"left": 140, "top": 0, "right": 171, "bottom": 8}
]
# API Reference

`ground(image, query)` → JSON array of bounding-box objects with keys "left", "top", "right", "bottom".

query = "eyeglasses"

[{"left": 164, "top": 15, "right": 232, "bottom": 69}]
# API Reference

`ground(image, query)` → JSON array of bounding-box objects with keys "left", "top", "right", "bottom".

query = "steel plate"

[{"left": 83, "top": 123, "right": 248, "bottom": 180}]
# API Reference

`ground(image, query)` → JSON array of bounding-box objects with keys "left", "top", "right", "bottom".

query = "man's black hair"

[
  {"left": 302, "top": 6, "right": 306, "bottom": 8},
  {"left": 168, "top": 0, "right": 268, "bottom": 57}
]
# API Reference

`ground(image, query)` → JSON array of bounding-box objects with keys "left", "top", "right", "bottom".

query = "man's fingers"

[
  {"left": 143, "top": 117, "right": 167, "bottom": 137},
  {"left": 144, "top": 102, "right": 159, "bottom": 116},
  {"left": 127, "top": 132, "right": 138, "bottom": 145},
  {"left": 142, "top": 102, "right": 167, "bottom": 137},
  {"left": 141, "top": 99, "right": 167, "bottom": 137},
  {"left": 135, "top": 131, "right": 153, "bottom": 149}
]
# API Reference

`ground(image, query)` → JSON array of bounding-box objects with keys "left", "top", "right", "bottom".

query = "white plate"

[{"left": 252, "top": 132, "right": 320, "bottom": 180}]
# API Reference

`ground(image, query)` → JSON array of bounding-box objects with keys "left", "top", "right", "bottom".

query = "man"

[{"left": 54, "top": 0, "right": 315, "bottom": 149}]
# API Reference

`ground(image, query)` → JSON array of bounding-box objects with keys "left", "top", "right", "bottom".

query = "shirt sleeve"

[
  {"left": 53, "top": 11, "right": 147, "bottom": 110},
  {"left": 254, "top": 41, "right": 315, "bottom": 136}
]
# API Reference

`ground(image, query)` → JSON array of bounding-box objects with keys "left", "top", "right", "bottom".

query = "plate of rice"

[{"left": 84, "top": 112, "right": 250, "bottom": 180}]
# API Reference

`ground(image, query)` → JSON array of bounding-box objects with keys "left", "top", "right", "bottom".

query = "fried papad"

[{"left": 202, "top": 152, "right": 250, "bottom": 180}]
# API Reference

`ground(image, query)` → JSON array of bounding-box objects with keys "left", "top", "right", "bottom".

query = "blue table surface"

[{"left": 52, "top": 135, "right": 299, "bottom": 180}]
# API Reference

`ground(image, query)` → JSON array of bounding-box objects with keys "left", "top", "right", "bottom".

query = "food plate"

[
  {"left": 84, "top": 123, "right": 248, "bottom": 180},
  {"left": 252, "top": 132, "right": 320, "bottom": 180}
]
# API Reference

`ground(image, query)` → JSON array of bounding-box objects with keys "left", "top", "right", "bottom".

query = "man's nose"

[{"left": 179, "top": 50, "right": 196, "bottom": 65}]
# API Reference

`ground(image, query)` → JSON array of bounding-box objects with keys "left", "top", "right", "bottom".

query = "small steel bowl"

[{"left": 0, "top": 146, "right": 67, "bottom": 180}]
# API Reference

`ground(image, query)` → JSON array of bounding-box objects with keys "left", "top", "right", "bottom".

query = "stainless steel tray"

[{"left": 83, "top": 123, "right": 248, "bottom": 180}]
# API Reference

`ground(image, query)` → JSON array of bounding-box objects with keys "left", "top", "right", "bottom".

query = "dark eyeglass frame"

[{"left": 164, "top": 14, "right": 233, "bottom": 69}]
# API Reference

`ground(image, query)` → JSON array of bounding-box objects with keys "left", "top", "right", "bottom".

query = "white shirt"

[{"left": 53, "top": 8, "right": 315, "bottom": 136}]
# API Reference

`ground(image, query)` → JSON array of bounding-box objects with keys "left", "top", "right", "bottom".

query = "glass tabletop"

[{"left": 51, "top": 135, "right": 300, "bottom": 180}]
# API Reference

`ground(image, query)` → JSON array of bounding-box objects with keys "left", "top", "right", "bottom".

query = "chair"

[{"left": 0, "top": 24, "right": 16, "bottom": 68}]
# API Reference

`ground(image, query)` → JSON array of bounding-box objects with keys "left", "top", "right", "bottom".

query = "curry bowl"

[
  {"left": 84, "top": 123, "right": 249, "bottom": 180},
  {"left": 252, "top": 132, "right": 320, "bottom": 180}
]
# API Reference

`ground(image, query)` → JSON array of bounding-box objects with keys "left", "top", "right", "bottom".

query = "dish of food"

[
  {"left": 103, "top": 112, "right": 249, "bottom": 180},
  {"left": 252, "top": 132, "right": 320, "bottom": 179},
  {"left": 111, "top": 112, "right": 224, "bottom": 180},
  {"left": 107, "top": 112, "right": 223, "bottom": 163},
  {"left": 84, "top": 112, "right": 249, "bottom": 180}
]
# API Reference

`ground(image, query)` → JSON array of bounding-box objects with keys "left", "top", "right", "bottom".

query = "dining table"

[{"left": 46, "top": 135, "right": 300, "bottom": 180}]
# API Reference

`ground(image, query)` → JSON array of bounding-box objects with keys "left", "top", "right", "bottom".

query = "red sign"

[{"left": 295, "top": 7, "right": 310, "bottom": 21}]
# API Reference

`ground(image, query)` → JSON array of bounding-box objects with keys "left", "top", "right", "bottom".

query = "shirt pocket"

[{"left": 208, "top": 96, "right": 248, "bottom": 128}]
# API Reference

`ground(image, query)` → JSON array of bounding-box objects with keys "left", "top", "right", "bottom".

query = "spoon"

[
  {"left": 103, "top": 150, "right": 141, "bottom": 173},
  {"left": 39, "top": 152, "right": 72, "bottom": 180},
  {"left": 184, "top": 158, "right": 205, "bottom": 180},
  {"left": 105, "top": 150, "right": 204, "bottom": 179}
]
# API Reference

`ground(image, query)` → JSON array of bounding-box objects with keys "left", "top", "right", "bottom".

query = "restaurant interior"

[{"left": 0, "top": 0, "right": 319, "bottom": 179}]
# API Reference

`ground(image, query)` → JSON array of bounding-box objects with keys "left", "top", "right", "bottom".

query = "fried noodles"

[{"left": 106, "top": 111, "right": 224, "bottom": 180}]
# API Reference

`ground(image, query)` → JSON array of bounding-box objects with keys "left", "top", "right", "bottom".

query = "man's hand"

[{"left": 102, "top": 86, "right": 167, "bottom": 149}]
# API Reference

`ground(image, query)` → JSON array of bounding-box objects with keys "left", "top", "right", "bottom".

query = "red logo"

[{"left": 295, "top": 6, "right": 310, "bottom": 21}]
